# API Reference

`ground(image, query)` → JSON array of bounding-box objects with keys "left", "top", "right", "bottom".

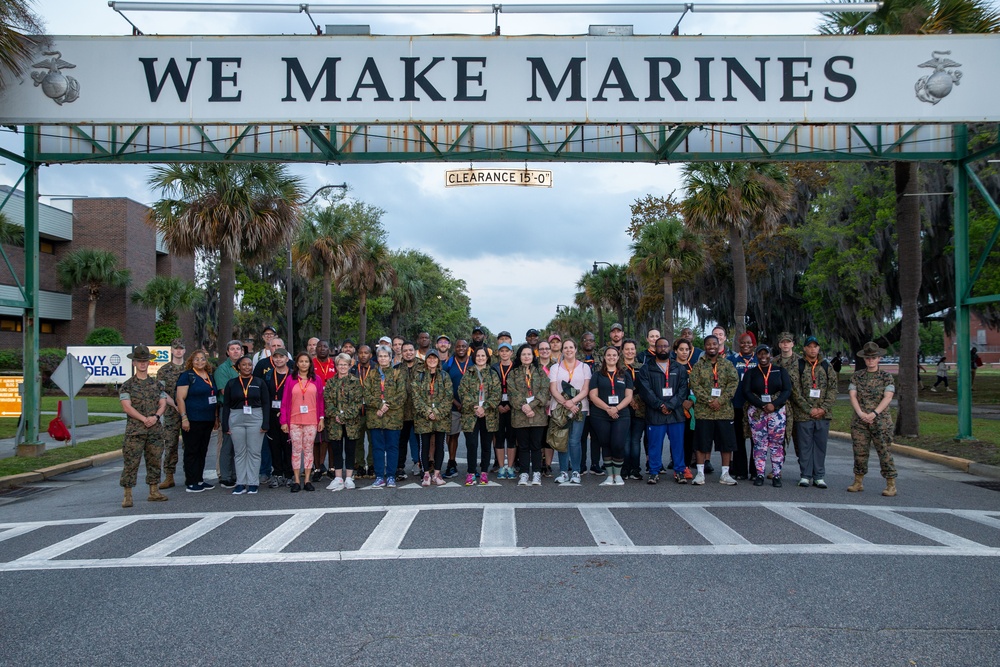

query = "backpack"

[{"left": 798, "top": 358, "right": 832, "bottom": 387}]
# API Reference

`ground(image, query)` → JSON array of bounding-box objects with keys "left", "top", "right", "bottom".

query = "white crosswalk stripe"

[{"left": 0, "top": 502, "right": 998, "bottom": 571}]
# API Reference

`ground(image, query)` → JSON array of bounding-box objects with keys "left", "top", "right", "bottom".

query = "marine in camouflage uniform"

[
  {"left": 848, "top": 355, "right": 897, "bottom": 482},
  {"left": 412, "top": 367, "right": 454, "bottom": 434},
  {"left": 156, "top": 357, "right": 184, "bottom": 485},
  {"left": 324, "top": 374, "right": 365, "bottom": 442},
  {"left": 772, "top": 334, "right": 801, "bottom": 455},
  {"left": 458, "top": 364, "right": 502, "bottom": 433},
  {"left": 119, "top": 346, "right": 168, "bottom": 506}
]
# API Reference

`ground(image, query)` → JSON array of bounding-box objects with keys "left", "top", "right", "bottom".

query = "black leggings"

[
  {"left": 515, "top": 425, "right": 545, "bottom": 475},
  {"left": 465, "top": 417, "right": 492, "bottom": 475},
  {"left": 330, "top": 434, "right": 356, "bottom": 472},
  {"left": 933, "top": 375, "right": 949, "bottom": 388},
  {"left": 398, "top": 420, "right": 414, "bottom": 468},
  {"left": 590, "top": 415, "right": 630, "bottom": 467},
  {"left": 181, "top": 420, "right": 215, "bottom": 485},
  {"left": 266, "top": 417, "right": 292, "bottom": 478},
  {"left": 421, "top": 431, "right": 446, "bottom": 472}
]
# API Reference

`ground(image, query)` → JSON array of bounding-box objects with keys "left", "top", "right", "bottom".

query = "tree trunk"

[
  {"left": 729, "top": 224, "right": 748, "bottom": 336},
  {"left": 217, "top": 252, "right": 236, "bottom": 358},
  {"left": 596, "top": 307, "right": 604, "bottom": 348},
  {"left": 86, "top": 294, "right": 97, "bottom": 334},
  {"left": 359, "top": 289, "right": 368, "bottom": 348},
  {"left": 390, "top": 310, "right": 399, "bottom": 337},
  {"left": 895, "top": 161, "right": 921, "bottom": 437},
  {"left": 321, "top": 267, "right": 333, "bottom": 342},
  {"left": 663, "top": 272, "right": 674, "bottom": 341}
]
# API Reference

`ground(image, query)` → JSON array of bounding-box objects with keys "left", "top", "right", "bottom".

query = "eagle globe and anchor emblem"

[
  {"left": 30, "top": 51, "right": 79, "bottom": 105},
  {"left": 915, "top": 50, "right": 962, "bottom": 105}
]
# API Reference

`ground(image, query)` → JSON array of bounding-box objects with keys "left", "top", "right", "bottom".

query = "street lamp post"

[{"left": 592, "top": 260, "right": 614, "bottom": 343}]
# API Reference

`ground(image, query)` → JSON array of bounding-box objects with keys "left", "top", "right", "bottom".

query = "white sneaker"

[
  {"left": 531, "top": 472, "right": 542, "bottom": 486},
  {"left": 930, "top": 387, "right": 937, "bottom": 392},
  {"left": 518, "top": 473, "right": 530, "bottom": 486},
  {"left": 344, "top": 476, "right": 356, "bottom": 490},
  {"left": 798, "top": 477, "right": 810, "bottom": 487},
  {"left": 570, "top": 472, "right": 582, "bottom": 485},
  {"left": 692, "top": 471, "right": 706, "bottom": 485},
  {"left": 719, "top": 472, "right": 737, "bottom": 486},
  {"left": 613, "top": 474, "right": 625, "bottom": 486},
  {"left": 327, "top": 477, "right": 345, "bottom": 491},
  {"left": 554, "top": 471, "right": 569, "bottom": 484},
  {"left": 813, "top": 478, "right": 828, "bottom": 489},
  {"left": 600, "top": 475, "right": 615, "bottom": 486}
]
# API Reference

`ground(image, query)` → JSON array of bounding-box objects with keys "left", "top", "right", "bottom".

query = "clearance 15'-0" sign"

[
  {"left": 446, "top": 169, "right": 552, "bottom": 187},
  {"left": 0, "top": 34, "right": 996, "bottom": 125}
]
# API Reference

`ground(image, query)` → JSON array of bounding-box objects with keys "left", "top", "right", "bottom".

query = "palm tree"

[
  {"left": 0, "top": 0, "right": 45, "bottom": 91},
  {"left": 387, "top": 250, "right": 426, "bottom": 337},
  {"left": 630, "top": 217, "right": 705, "bottom": 338},
  {"left": 130, "top": 276, "right": 203, "bottom": 325},
  {"left": 56, "top": 248, "right": 131, "bottom": 333},
  {"left": 820, "top": 0, "right": 1000, "bottom": 436},
  {"left": 147, "top": 163, "right": 305, "bottom": 358},
  {"left": 0, "top": 211, "right": 24, "bottom": 246},
  {"left": 575, "top": 272, "right": 605, "bottom": 345},
  {"left": 293, "top": 203, "right": 362, "bottom": 341},
  {"left": 339, "top": 233, "right": 396, "bottom": 346},
  {"left": 682, "top": 162, "right": 793, "bottom": 336}
]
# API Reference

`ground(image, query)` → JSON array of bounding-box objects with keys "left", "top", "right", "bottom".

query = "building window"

[
  {"left": 40, "top": 321, "right": 54, "bottom": 334},
  {"left": 39, "top": 240, "right": 55, "bottom": 254},
  {"left": 0, "top": 319, "right": 55, "bottom": 333},
  {"left": 0, "top": 318, "right": 21, "bottom": 332}
]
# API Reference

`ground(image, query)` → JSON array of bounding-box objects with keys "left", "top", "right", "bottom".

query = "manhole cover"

[{"left": 963, "top": 480, "right": 1000, "bottom": 492}]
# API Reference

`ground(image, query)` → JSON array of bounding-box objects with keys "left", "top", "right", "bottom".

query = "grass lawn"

[
  {"left": 41, "top": 395, "right": 124, "bottom": 413},
  {"left": 915, "top": 369, "right": 1000, "bottom": 406},
  {"left": 0, "top": 415, "right": 123, "bottom": 439},
  {"left": 0, "top": 435, "right": 123, "bottom": 478}
]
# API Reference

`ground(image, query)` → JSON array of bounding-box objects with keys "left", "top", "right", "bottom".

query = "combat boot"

[
  {"left": 846, "top": 474, "right": 864, "bottom": 493},
  {"left": 122, "top": 488, "right": 133, "bottom": 508},
  {"left": 148, "top": 484, "right": 168, "bottom": 502},
  {"left": 882, "top": 478, "right": 897, "bottom": 497},
  {"left": 158, "top": 473, "right": 175, "bottom": 490}
]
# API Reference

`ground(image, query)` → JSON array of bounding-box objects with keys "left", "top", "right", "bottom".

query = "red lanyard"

[
  {"left": 315, "top": 358, "right": 332, "bottom": 379},
  {"left": 297, "top": 376, "right": 310, "bottom": 396},
  {"left": 711, "top": 362, "right": 719, "bottom": 388},
  {"left": 499, "top": 364, "right": 511, "bottom": 390},
  {"left": 563, "top": 360, "right": 576, "bottom": 382},
  {"left": 810, "top": 359, "right": 819, "bottom": 388},
  {"left": 759, "top": 364, "right": 772, "bottom": 394},
  {"left": 525, "top": 368, "right": 534, "bottom": 397},
  {"left": 606, "top": 370, "right": 617, "bottom": 395},
  {"left": 662, "top": 359, "right": 670, "bottom": 388},
  {"left": 429, "top": 372, "right": 436, "bottom": 396},
  {"left": 196, "top": 371, "right": 215, "bottom": 395},
  {"left": 273, "top": 370, "right": 287, "bottom": 396},
  {"left": 238, "top": 376, "right": 251, "bottom": 405},
  {"left": 457, "top": 357, "right": 470, "bottom": 375}
]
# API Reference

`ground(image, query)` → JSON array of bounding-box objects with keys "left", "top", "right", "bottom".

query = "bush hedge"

[{"left": 84, "top": 327, "right": 125, "bottom": 346}]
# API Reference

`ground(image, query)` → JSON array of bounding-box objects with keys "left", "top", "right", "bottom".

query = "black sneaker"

[
  {"left": 753, "top": 475, "right": 765, "bottom": 486},
  {"left": 704, "top": 462, "right": 715, "bottom": 475},
  {"left": 629, "top": 473, "right": 643, "bottom": 481},
  {"left": 220, "top": 480, "right": 236, "bottom": 489},
  {"left": 200, "top": 481, "right": 215, "bottom": 490},
  {"left": 647, "top": 474, "right": 658, "bottom": 485},
  {"left": 674, "top": 472, "right": 687, "bottom": 484},
  {"left": 590, "top": 465, "right": 603, "bottom": 476},
  {"left": 289, "top": 483, "right": 301, "bottom": 493},
  {"left": 396, "top": 468, "right": 408, "bottom": 480},
  {"left": 444, "top": 462, "right": 458, "bottom": 479},
  {"left": 185, "top": 484, "right": 204, "bottom": 493},
  {"left": 772, "top": 476, "right": 783, "bottom": 488},
  {"left": 304, "top": 482, "right": 316, "bottom": 491}
]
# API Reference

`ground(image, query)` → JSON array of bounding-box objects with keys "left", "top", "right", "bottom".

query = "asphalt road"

[{"left": 0, "top": 434, "right": 998, "bottom": 666}]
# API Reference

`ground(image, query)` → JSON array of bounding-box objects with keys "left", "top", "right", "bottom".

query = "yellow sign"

[
  {"left": 0, "top": 376, "right": 22, "bottom": 417},
  {"left": 445, "top": 169, "right": 553, "bottom": 188}
]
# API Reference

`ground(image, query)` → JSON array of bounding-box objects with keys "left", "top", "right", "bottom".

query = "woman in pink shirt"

[{"left": 280, "top": 352, "right": 326, "bottom": 492}]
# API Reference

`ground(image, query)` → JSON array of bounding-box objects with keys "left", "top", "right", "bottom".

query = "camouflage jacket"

[
  {"left": 689, "top": 356, "right": 739, "bottom": 421},
  {"left": 362, "top": 365, "right": 407, "bottom": 430},
  {"left": 324, "top": 374, "right": 365, "bottom": 441},
  {"left": 411, "top": 368, "right": 453, "bottom": 434},
  {"left": 849, "top": 369, "right": 895, "bottom": 428},
  {"left": 458, "top": 364, "right": 502, "bottom": 432},
  {"left": 789, "top": 357, "right": 838, "bottom": 421},
  {"left": 624, "top": 363, "right": 646, "bottom": 420},
  {"left": 120, "top": 374, "right": 167, "bottom": 435},
  {"left": 507, "top": 365, "right": 551, "bottom": 429},
  {"left": 157, "top": 361, "right": 184, "bottom": 422},
  {"left": 398, "top": 359, "right": 424, "bottom": 422}
]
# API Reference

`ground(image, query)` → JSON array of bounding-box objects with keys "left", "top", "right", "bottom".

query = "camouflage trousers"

[
  {"left": 850, "top": 418, "right": 896, "bottom": 479},
  {"left": 120, "top": 427, "right": 163, "bottom": 488},
  {"left": 161, "top": 413, "right": 182, "bottom": 475}
]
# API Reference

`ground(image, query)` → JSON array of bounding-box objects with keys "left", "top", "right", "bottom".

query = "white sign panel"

[
  {"left": 0, "top": 34, "right": 996, "bottom": 125},
  {"left": 66, "top": 346, "right": 133, "bottom": 385},
  {"left": 50, "top": 354, "right": 91, "bottom": 397},
  {"left": 445, "top": 168, "right": 552, "bottom": 187}
]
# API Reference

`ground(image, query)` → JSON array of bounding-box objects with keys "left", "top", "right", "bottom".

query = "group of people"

[{"left": 116, "top": 322, "right": 901, "bottom": 507}]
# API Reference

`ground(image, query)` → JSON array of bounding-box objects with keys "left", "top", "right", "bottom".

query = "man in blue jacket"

[{"left": 637, "top": 337, "right": 689, "bottom": 484}]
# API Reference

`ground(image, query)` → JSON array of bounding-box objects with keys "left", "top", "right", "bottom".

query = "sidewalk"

[
  {"left": 836, "top": 394, "right": 1000, "bottom": 420},
  {"left": 0, "top": 418, "right": 126, "bottom": 460}
]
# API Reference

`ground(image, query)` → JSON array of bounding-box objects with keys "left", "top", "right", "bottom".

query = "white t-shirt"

[{"left": 548, "top": 360, "right": 592, "bottom": 413}]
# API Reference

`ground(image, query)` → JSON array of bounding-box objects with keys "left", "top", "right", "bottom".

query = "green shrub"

[
  {"left": 39, "top": 347, "right": 66, "bottom": 375},
  {"left": 0, "top": 349, "right": 21, "bottom": 370},
  {"left": 154, "top": 321, "right": 183, "bottom": 346},
  {"left": 85, "top": 327, "right": 125, "bottom": 346}
]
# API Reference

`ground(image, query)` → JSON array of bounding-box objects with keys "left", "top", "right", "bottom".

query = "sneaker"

[
  {"left": 674, "top": 473, "right": 686, "bottom": 485},
  {"left": 754, "top": 474, "right": 765, "bottom": 486},
  {"left": 200, "top": 481, "right": 215, "bottom": 490},
  {"left": 772, "top": 476, "right": 783, "bottom": 488},
  {"left": 930, "top": 387, "right": 938, "bottom": 392},
  {"left": 328, "top": 477, "right": 345, "bottom": 491},
  {"left": 185, "top": 483, "right": 204, "bottom": 493},
  {"left": 629, "top": 472, "right": 643, "bottom": 481},
  {"left": 704, "top": 462, "right": 714, "bottom": 475},
  {"left": 613, "top": 475, "right": 625, "bottom": 486},
  {"left": 396, "top": 468, "right": 408, "bottom": 481},
  {"left": 813, "top": 478, "right": 828, "bottom": 489},
  {"left": 590, "top": 465, "right": 603, "bottom": 476},
  {"left": 371, "top": 477, "right": 386, "bottom": 489},
  {"left": 490, "top": 463, "right": 500, "bottom": 473},
  {"left": 248, "top": 485, "right": 258, "bottom": 494},
  {"left": 600, "top": 475, "right": 615, "bottom": 486},
  {"left": 570, "top": 472, "right": 582, "bottom": 485},
  {"left": 411, "top": 463, "right": 423, "bottom": 477},
  {"left": 719, "top": 472, "right": 737, "bottom": 486},
  {"left": 531, "top": 472, "right": 542, "bottom": 486},
  {"left": 268, "top": 476, "right": 281, "bottom": 489},
  {"left": 683, "top": 467, "right": 694, "bottom": 481},
  {"left": 387, "top": 477, "right": 397, "bottom": 488},
  {"left": 344, "top": 477, "right": 356, "bottom": 490},
  {"left": 232, "top": 485, "right": 247, "bottom": 495},
  {"left": 542, "top": 465, "right": 553, "bottom": 478},
  {"left": 479, "top": 472, "right": 489, "bottom": 485},
  {"left": 692, "top": 472, "right": 706, "bottom": 485},
  {"left": 555, "top": 471, "right": 569, "bottom": 484},
  {"left": 304, "top": 482, "right": 315, "bottom": 492},
  {"left": 260, "top": 474, "right": 270, "bottom": 486},
  {"left": 421, "top": 472, "right": 431, "bottom": 487},
  {"left": 465, "top": 473, "right": 476, "bottom": 486},
  {"left": 444, "top": 463, "right": 458, "bottom": 479},
  {"left": 433, "top": 472, "right": 445, "bottom": 486},
  {"left": 220, "top": 480, "right": 236, "bottom": 489},
  {"left": 647, "top": 474, "right": 658, "bottom": 485},
  {"left": 518, "top": 473, "right": 530, "bottom": 486},
  {"left": 289, "top": 483, "right": 301, "bottom": 493},
  {"left": 798, "top": 478, "right": 811, "bottom": 487}
]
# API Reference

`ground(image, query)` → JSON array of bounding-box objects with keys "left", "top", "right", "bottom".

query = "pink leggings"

[{"left": 289, "top": 423, "right": 317, "bottom": 472}]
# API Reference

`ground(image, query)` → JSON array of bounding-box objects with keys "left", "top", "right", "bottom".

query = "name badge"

[
  {"left": 243, "top": 405, "right": 253, "bottom": 415},
  {"left": 662, "top": 387, "right": 673, "bottom": 397},
  {"left": 271, "top": 400, "right": 281, "bottom": 409},
  {"left": 809, "top": 389, "right": 822, "bottom": 398},
  {"left": 478, "top": 400, "right": 484, "bottom": 407},
  {"left": 525, "top": 397, "right": 533, "bottom": 405},
  {"left": 299, "top": 405, "right": 309, "bottom": 414},
  {"left": 502, "top": 393, "right": 509, "bottom": 402},
  {"left": 761, "top": 394, "right": 772, "bottom": 403},
  {"left": 207, "top": 395, "right": 217, "bottom": 405},
  {"left": 608, "top": 395, "right": 620, "bottom": 405},
  {"left": 711, "top": 388, "right": 722, "bottom": 397}
]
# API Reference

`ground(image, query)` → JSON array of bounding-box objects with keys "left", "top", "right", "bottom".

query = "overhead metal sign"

[
  {"left": 1, "top": 34, "right": 996, "bottom": 126},
  {"left": 445, "top": 168, "right": 552, "bottom": 187}
]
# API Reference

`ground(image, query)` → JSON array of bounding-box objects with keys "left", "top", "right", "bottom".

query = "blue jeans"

[
  {"left": 625, "top": 417, "right": 645, "bottom": 476},
  {"left": 258, "top": 432, "right": 272, "bottom": 477},
  {"left": 645, "top": 423, "right": 666, "bottom": 476},
  {"left": 666, "top": 422, "right": 686, "bottom": 474},
  {"left": 369, "top": 428, "right": 400, "bottom": 479},
  {"left": 557, "top": 416, "right": 587, "bottom": 474}
]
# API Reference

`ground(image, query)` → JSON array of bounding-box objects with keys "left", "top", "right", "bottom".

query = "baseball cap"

[
  {"left": 437, "top": 334, "right": 451, "bottom": 342},
  {"left": 804, "top": 336, "right": 820, "bottom": 346},
  {"left": 526, "top": 328, "right": 540, "bottom": 337},
  {"left": 610, "top": 322, "right": 624, "bottom": 331},
  {"left": 378, "top": 336, "right": 392, "bottom": 345},
  {"left": 472, "top": 326, "right": 484, "bottom": 334},
  {"left": 262, "top": 325, "right": 277, "bottom": 334},
  {"left": 548, "top": 333, "right": 561, "bottom": 342},
  {"left": 497, "top": 342, "right": 513, "bottom": 351},
  {"left": 497, "top": 331, "right": 512, "bottom": 339}
]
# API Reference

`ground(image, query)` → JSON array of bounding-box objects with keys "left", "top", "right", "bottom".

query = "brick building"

[
  {"left": 0, "top": 186, "right": 195, "bottom": 350},
  {"left": 944, "top": 313, "right": 1000, "bottom": 365}
]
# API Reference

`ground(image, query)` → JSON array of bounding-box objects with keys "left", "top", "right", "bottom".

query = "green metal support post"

[
  {"left": 953, "top": 125, "right": 973, "bottom": 441},
  {"left": 16, "top": 126, "right": 43, "bottom": 456}
]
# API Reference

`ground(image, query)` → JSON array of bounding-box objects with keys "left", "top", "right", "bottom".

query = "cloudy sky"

[{"left": 1, "top": 0, "right": 825, "bottom": 341}]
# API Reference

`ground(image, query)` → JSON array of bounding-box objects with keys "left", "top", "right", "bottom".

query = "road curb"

[
  {"left": 831, "top": 429, "right": 1000, "bottom": 478},
  {"left": 0, "top": 449, "right": 123, "bottom": 490}
]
